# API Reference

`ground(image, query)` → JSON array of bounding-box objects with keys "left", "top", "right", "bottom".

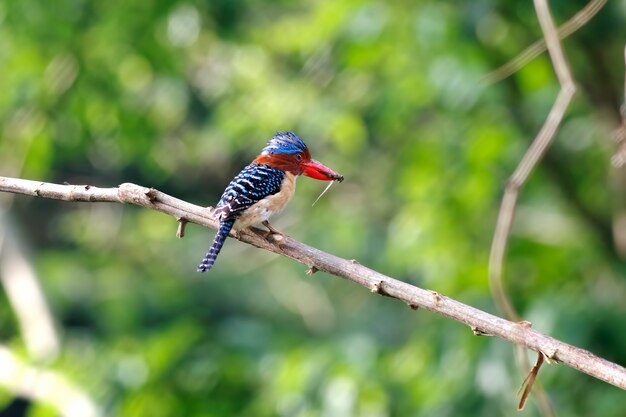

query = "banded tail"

[{"left": 197, "top": 219, "right": 235, "bottom": 272}]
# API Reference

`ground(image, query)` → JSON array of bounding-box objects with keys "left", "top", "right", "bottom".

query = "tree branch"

[
  {"left": 488, "top": 1, "right": 578, "bottom": 412},
  {"left": 489, "top": 0, "right": 578, "bottom": 323},
  {"left": 482, "top": 0, "right": 607, "bottom": 85},
  {"left": 2, "top": 175, "right": 626, "bottom": 392}
]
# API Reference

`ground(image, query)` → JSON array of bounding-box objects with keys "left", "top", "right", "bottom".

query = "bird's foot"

[
  {"left": 231, "top": 228, "right": 242, "bottom": 240},
  {"left": 261, "top": 221, "right": 284, "bottom": 240}
]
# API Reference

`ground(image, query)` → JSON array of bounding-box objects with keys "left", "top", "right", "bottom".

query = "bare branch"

[
  {"left": 1, "top": 193, "right": 59, "bottom": 363},
  {"left": 518, "top": 352, "right": 546, "bottom": 411},
  {"left": 489, "top": 0, "right": 576, "bottom": 322},
  {"left": 0, "top": 223, "right": 60, "bottom": 362},
  {"left": 482, "top": 0, "right": 607, "bottom": 85},
  {"left": 2, "top": 175, "right": 626, "bottom": 392},
  {"left": 488, "top": 0, "right": 577, "bottom": 413}
]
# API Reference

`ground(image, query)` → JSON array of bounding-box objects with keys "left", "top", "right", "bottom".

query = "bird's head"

[{"left": 253, "top": 132, "right": 343, "bottom": 182}]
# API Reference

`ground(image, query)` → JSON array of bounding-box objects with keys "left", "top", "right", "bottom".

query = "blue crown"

[{"left": 261, "top": 131, "right": 308, "bottom": 155}]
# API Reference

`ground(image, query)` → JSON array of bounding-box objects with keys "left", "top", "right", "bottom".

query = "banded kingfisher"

[{"left": 197, "top": 131, "right": 343, "bottom": 272}]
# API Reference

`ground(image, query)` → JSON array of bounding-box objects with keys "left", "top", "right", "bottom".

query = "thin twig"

[
  {"left": 0, "top": 223, "right": 60, "bottom": 362},
  {"left": 0, "top": 194, "right": 59, "bottom": 363},
  {"left": 518, "top": 352, "right": 546, "bottom": 411},
  {"left": 1, "top": 176, "right": 626, "bottom": 392},
  {"left": 489, "top": 0, "right": 577, "bottom": 328},
  {"left": 488, "top": 0, "right": 577, "bottom": 414},
  {"left": 176, "top": 218, "right": 188, "bottom": 238},
  {"left": 482, "top": 0, "right": 607, "bottom": 85}
]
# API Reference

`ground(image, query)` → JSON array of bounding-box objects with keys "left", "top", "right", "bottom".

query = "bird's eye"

[{"left": 296, "top": 153, "right": 303, "bottom": 161}]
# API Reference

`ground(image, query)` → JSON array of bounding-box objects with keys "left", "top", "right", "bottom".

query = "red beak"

[{"left": 300, "top": 159, "right": 344, "bottom": 182}]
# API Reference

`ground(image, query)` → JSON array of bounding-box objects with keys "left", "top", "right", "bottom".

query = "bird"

[{"left": 197, "top": 131, "right": 343, "bottom": 272}]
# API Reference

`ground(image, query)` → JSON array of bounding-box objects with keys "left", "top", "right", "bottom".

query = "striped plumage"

[
  {"left": 214, "top": 163, "right": 286, "bottom": 222},
  {"left": 197, "top": 219, "right": 235, "bottom": 272},
  {"left": 197, "top": 132, "right": 343, "bottom": 272},
  {"left": 197, "top": 164, "right": 286, "bottom": 272}
]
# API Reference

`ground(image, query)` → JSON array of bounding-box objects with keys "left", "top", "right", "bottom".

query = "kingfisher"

[{"left": 197, "top": 131, "right": 343, "bottom": 272}]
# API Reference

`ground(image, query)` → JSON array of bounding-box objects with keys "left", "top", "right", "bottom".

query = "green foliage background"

[{"left": 1, "top": 0, "right": 626, "bottom": 416}]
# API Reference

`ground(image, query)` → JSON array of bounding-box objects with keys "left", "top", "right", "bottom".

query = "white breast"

[{"left": 234, "top": 173, "right": 297, "bottom": 230}]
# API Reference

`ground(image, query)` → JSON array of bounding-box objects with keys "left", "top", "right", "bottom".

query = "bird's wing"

[{"left": 213, "top": 163, "right": 285, "bottom": 221}]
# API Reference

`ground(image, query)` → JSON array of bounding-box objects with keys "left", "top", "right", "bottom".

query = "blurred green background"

[{"left": 1, "top": 0, "right": 626, "bottom": 416}]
